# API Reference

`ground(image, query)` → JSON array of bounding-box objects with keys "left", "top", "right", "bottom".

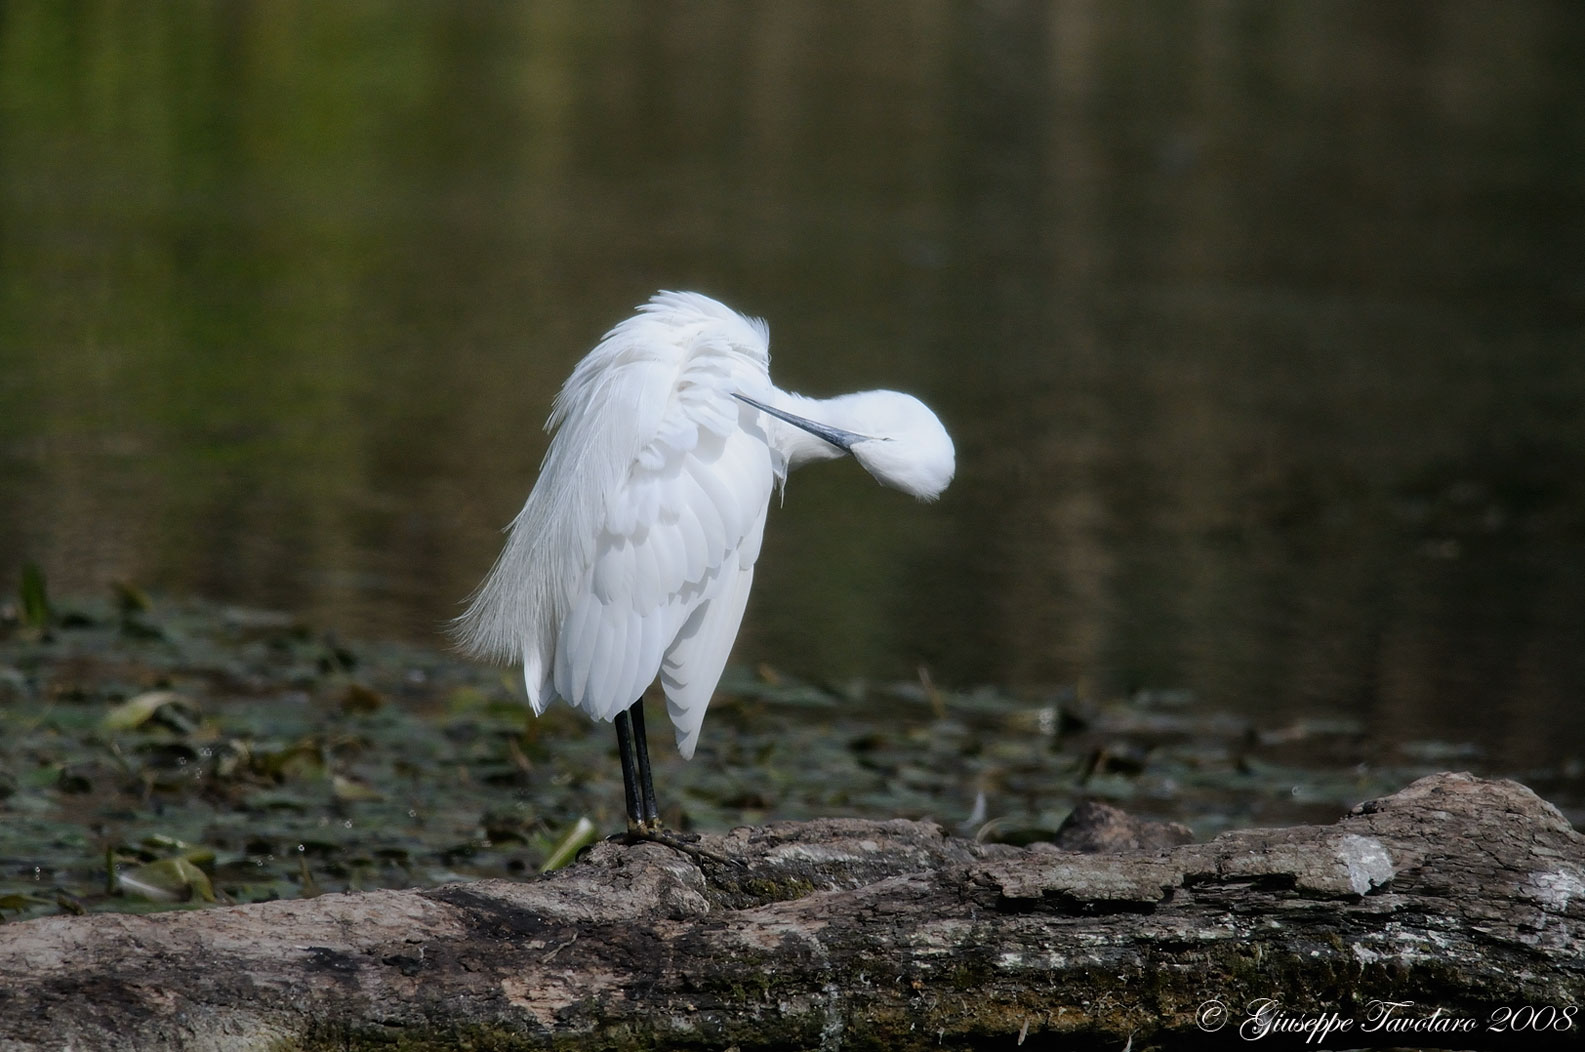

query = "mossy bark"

[{"left": 2, "top": 773, "right": 1581, "bottom": 1051}]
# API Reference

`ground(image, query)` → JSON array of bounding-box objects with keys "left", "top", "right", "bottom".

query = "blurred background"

[{"left": 3, "top": 1, "right": 1583, "bottom": 772}]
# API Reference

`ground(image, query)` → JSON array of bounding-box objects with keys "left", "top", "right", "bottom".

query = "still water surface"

[{"left": 3, "top": 2, "right": 1583, "bottom": 774}]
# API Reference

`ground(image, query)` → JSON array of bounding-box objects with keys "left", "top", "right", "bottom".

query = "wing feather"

[
  {"left": 680, "top": 463, "right": 728, "bottom": 568},
  {"left": 674, "top": 486, "right": 712, "bottom": 582},
  {"left": 584, "top": 605, "right": 622, "bottom": 717},
  {"left": 454, "top": 291, "right": 778, "bottom": 753},
  {"left": 611, "top": 609, "right": 644, "bottom": 718},
  {"left": 648, "top": 510, "right": 685, "bottom": 601},
  {"left": 662, "top": 554, "right": 760, "bottom": 759},
  {"left": 556, "top": 593, "right": 598, "bottom": 706}
]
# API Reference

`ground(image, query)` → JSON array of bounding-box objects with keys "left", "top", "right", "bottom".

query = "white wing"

[
  {"left": 662, "top": 559, "right": 757, "bottom": 759},
  {"left": 454, "top": 291, "right": 778, "bottom": 756},
  {"left": 555, "top": 395, "right": 773, "bottom": 728}
]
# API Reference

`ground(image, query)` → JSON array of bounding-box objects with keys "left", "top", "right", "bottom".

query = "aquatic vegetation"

[{"left": 1, "top": 584, "right": 1578, "bottom": 924}]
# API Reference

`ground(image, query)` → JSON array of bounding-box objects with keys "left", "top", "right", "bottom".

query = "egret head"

[
  {"left": 736, "top": 389, "right": 955, "bottom": 501},
  {"left": 837, "top": 390, "right": 955, "bottom": 501}
]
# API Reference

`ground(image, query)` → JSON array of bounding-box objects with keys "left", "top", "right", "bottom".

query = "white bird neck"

[{"left": 761, "top": 390, "right": 859, "bottom": 471}]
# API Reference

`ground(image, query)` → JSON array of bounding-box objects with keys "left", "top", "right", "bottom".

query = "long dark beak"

[{"left": 734, "top": 393, "right": 866, "bottom": 452}]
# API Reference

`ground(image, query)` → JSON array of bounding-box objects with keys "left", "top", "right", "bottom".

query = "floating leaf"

[
  {"left": 260, "top": 739, "right": 324, "bottom": 779},
  {"left": 340, "top": 682, "right": 384, "bottom": 714},
  {"left": 245, "top": 790, "right": 312, "bottom": 812},
  {"left": 139, "top": 836, "right": 215, "bottom": 868},
  {"left": 117, "top": 857, "right": 214, "bottom": 903},
  {"left": 55, "top": 766, "right": 94, "bottom": 794},
  {"left": 331, "top": 774, "right": 383, "bottom": 802},
  {"left": 100, "top": 691, "right": 194, "bottom": 733},
  {"left": 0, "top": 892, "right": 52, "bottom": 913},
  {"left": 540, "top": 816, "right": 598, "bottom": 873}
]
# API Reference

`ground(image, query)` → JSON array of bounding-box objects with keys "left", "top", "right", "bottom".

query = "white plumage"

[{"left": 455, "top": 291, "right": 954, "bottom": 766}]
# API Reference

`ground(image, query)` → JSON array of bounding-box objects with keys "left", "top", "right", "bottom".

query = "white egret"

[{"left": 455, "top": 291, "right": 954, "bottom": 836}]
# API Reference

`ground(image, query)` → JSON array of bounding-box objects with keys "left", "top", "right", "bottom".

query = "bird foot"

[{"left": 614, "top": 825, "right": 742, "bottom": 868}]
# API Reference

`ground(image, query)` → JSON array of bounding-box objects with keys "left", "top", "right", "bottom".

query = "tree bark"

[{"left": 2, "top": 772, "right": 1581, "bottom": 1051}]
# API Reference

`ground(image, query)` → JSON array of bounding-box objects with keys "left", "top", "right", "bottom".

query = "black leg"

[
  {"left": 628, "top": 700, "right": 661, "bottom": 829},
  {"left": 611, "top": 702, "right": 737, "bottom": 868},
  {"left": 614, "top": 707, "right": 645, "bottom": 832}
]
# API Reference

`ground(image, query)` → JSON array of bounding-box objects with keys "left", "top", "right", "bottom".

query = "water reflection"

[{"left": 2, "top": 1, "right": 1582, "bottom": 774}]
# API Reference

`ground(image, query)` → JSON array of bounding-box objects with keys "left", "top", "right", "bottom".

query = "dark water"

[{"left": 3, "top": 2, "right": 1583, "bottom": 774}]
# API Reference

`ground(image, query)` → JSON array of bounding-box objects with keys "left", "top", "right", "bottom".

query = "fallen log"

[{"left": 2, "top": 772, "right": 1581, "bottom": 1051}]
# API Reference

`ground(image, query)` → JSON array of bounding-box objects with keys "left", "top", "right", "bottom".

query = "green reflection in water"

[{"left": 3, "top": 1, "right": 1583, "bottom": 775}]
